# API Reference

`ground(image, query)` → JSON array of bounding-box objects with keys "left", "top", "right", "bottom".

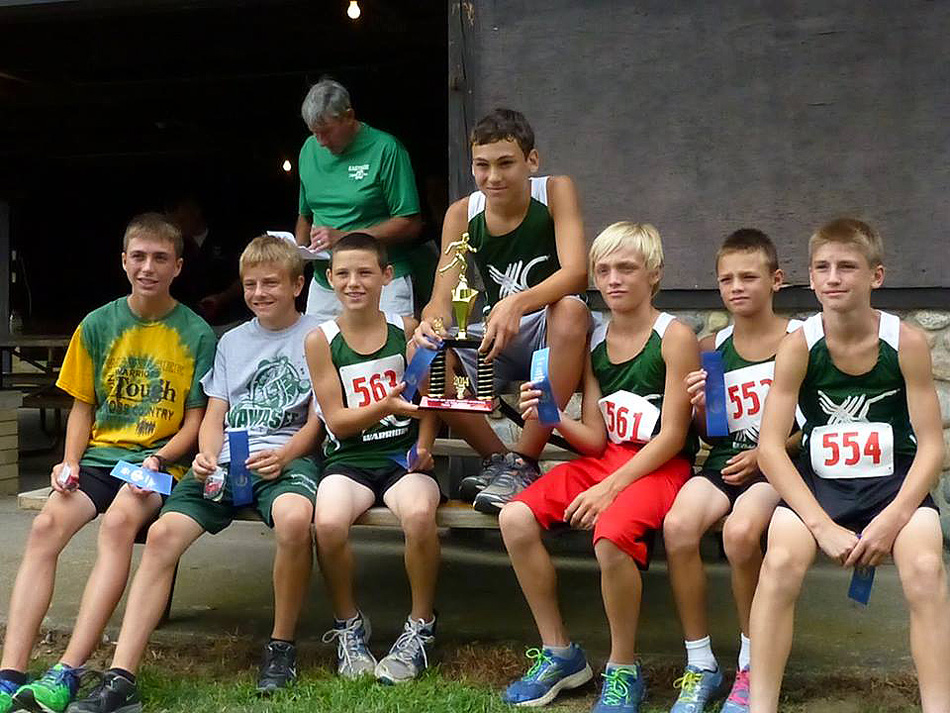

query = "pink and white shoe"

[{"left": 719, "top": 667, "right": 749, "bottom": 713}]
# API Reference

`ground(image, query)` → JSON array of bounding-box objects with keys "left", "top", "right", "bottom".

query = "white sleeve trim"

[
  {"left": 530, "top": 176, "right": 550, "bottom": 206},
  {"left": 466, "top": 191, "right": 484, "bottom": 222},
  {"left": 878, "top": 311, "right": 900, "bottom": 351},
  {"left": 802, "top": 314, "right": 824, "bottom": 350},
  {"left": 653, "top": 312, "right": 675, "bottom": 338},
  {"left": 590, "top": 320, "right": 609, "bottom": 351},
  {"left": 318, "top": 318, "right": 340, "bottom": 343},
  {"left": 786, "top": 318, "right": 805, "bottom": 333},
  {"left": 384, "top": 311, "right": 404, "bottom": 329},
  {"left": 714, "top": 325, "right": 734, "bottom": 349}
]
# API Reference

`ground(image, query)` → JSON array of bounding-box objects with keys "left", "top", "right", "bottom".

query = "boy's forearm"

[
  {"left": 295, "top": 215, "right": 312, "bottom": 246},
  {"left": 324, "top": 399, "right": 393, "bottom": 440},
  {"left": 759, "top": 444, "right": 830, "bottom": 532},
  {"left": 417, "top": 412, "right": 438, "bottom": 450},
  {"left": 62, "top": 401, "right": 94, "bottom": 464},
  {"left": 555, "top": 415, "right": 604, "bottom": 456},
  {"left": 152, "top": 408, "right": 203, "bottom": 464},
  {"left": 889, "top": 443, "right": 943, "bottom": 519},
  {"left": 508, "top": 268, "right": 586, "bottom": 316},
  {"left": 198, "top": 420, "right": 225, "bottom": 459},
  {"left": 604, "top": 430, "right": 684, "bottom": 492},
  {"left": 278, "top": 417, "right": 323, "bottom": 463}
]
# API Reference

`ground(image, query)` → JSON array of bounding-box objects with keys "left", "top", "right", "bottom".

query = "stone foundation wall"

[{"left": 670, "top": 308, "right": 950, "bottom": 541}]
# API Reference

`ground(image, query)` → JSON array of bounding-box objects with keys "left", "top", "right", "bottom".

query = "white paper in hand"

[{"left": 267, "top": 230, "right": 330, "bottom": 261}]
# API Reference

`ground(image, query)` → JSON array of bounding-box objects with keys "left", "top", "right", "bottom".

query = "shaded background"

[{"left": 0, "top": 0, "right": 448, "bottom": 329}]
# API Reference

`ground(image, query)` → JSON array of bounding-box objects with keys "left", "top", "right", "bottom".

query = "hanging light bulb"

[
  {"left": 282, "top": 159, "right": 292, "bottom": 173},
  {"left": 346, "top": 0, "right": 361, "bottom": 19}
]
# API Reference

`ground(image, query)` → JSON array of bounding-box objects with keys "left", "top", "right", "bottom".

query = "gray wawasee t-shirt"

[{"left": 201, "top": 314, "right": 320, "bottom": 464}]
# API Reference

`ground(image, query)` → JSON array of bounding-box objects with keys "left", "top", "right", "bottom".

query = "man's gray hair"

[{"left": 301, "top": 79, "right": 352, "bottom": 129}]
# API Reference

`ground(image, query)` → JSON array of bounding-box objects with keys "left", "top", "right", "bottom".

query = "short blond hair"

[
  {"left": 809, "top": 218, "right": 883, "bottom": 268},
  {"left": 124, "top": 212, "right": 183, "bottom": 258},
  {"left": 589, "top": 222, "right": 664, "bottom": 295},
  {"left": 239, "top": 235, "right": 304, "bottom": 280}
]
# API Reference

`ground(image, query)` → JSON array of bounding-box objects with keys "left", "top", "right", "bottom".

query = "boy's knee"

[
  {"left": 662, "top": 510, "right": 702, "bottom": 553},
  {"left": 902, "top": 552, "right": 947, "bottom": 606},
  {"left": 546, "top": 299, "right": 589, "bottom": 344},
  {"left": 594, "top": 538, "right": 631, "bottom": 569},
  {"left": 723, "top": 517, "right": 763, "bottom": 563},
  {"left": 99, "top": 507, "right": 139, "bottom": 545},
  {"left": 399, "top": 505, "right": 437, "bottom": 540},
  {"left": 274, "top": 504, "right": 315, "bottom": 546},
  {"left": 142, "top": 519, "right": 184, "bottom": 566},
  {"left": 27, "top": 510, "right": 71, "bottom": 552},
  {"left": 314, "top": 515, "right": 350, "bottom": 547},
  {"left": 759, "top": 546, "right": 808, "bottom": 593},
  {"left": 499, "top": 502, "right": 539, "bottom": 545}
]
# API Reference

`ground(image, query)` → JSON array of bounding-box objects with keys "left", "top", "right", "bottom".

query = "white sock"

[
  {"left": 738, "top": 633, "right": 751, "bottom": 671},
  {"left": 685, "top": 636, "right": 718, "bottom": 672},
  {"left": 546, "top": 643, "right": 573, "bottom": 657}
]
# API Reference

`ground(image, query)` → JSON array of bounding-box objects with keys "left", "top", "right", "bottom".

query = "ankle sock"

[
  {"left": 685, "top": 636, "right": 718, "bottom": 672},
  {"left": 738, "top": 633, "right": 751, "bottom": 671},
  {"left": 335, "top": 612, "right": 362, "bottom": 627},
  {"left": 0, "top": 669, "right": 25, "bottom": 688},
  {"left": 605, "top": 661, "right": 639, "bottom": 673},
  {"left": 107, "top": 668, "right": 136, "bottom": 684},
  {"left": 269, "top": 638, "right": 295, "bottom": 646},
  {"left": 545, "top": 643, "right": 574, "bottom": 657}
]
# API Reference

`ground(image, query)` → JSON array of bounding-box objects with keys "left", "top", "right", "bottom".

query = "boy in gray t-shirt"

[{"left": 70, "top": 236, "right": 324, "bottom": 713}]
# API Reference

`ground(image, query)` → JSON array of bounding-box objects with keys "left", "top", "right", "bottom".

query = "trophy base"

[{"left": 419, "top": 395, "right": 495, "bottom": 413}]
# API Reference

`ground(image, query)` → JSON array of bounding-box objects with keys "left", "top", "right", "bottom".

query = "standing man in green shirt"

[{"left": 296, "top": 78, "right": 423, "bottom": 323}]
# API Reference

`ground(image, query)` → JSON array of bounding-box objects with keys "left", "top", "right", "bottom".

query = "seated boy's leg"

[
  {"left": 891, "top": 507, "right": 950, "bottom": 712},
  {"left": 594, "top": 455, "right": 691, "bottom": 665},
  {"left": 749, "top": 507, "right": 816, "bottom": 713},
  {"left": 663, "top": 476, "right": 731, "bottom": 641},
  {"left": 722, "top": 482, "right": 780, "bottom": 635},
  {"left": 515, "top": 297, "right": 589, "bottom": 460},
  {"left": 256, "top": 461, "right": 319, "bottom": 642},
  {"left": 109, "top": 512, "right": 206, "bottom": 674},
  {"left": 381, "top": 473, "right": 441, "bottom": 621},
  {"left": 61, "top": 486, "right": 164, "bottom": 670},
  {"left": 313, "top": 474, "right": 375, "bottom": 620},
  {"left": 1, "top": 488, "right": 97, "bottom": 673}
]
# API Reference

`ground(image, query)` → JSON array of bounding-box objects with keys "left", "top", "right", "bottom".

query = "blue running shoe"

[
  {"left": 1, "top": 677, "right": 19, "bottom": 713},
  {"left": 591, "top": 664, "right": 646, "bottom": 713},
  {"left": 502, "top": 644, "right": 593, "bottom": 707},
  {"left": 670, "top": 665, "right": 724, "bottom": 712}
]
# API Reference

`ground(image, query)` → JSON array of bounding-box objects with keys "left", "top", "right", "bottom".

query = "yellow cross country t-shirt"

[{"left": 56, "top": 297, "right": 216, "bottom": 475}]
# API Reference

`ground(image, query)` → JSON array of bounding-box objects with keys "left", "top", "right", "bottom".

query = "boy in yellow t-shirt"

[{"left": 1, "top": 213, "right": 215, "bottom": 713}]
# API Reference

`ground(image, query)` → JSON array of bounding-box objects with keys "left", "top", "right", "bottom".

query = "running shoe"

[
  {"left": 375, "top": 616, "right": 436, "bottom": 684},
  {"left": 473, "top": 453, "right": 540, "bottom": 513},
  {"left": 256, "top": 640, "right": 297, "bottom": 694},
  {"left": 502, "top": 644, "right": 593, "bottom": 706},
  {"left": 670, "top": 665, "right": 724, "bottom": 712},
  {"left": 719, "top": 667, "right": 749, "bottom": 713},
  {"left": 592, "top": 664, "right": 646, "bottom": 713},
  {"left": 321, "top": 612, "right": 376, "bottom": 679}
]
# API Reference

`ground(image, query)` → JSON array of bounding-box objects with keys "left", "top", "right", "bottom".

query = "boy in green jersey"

[
  {"left": 306, "top": 233, "right": 441, "bottom": 684},
  {"left": 2, "top": 214, "right": 215, "bottom": 713},
  {"left": 68, "top": 236, "right": 323, "bottom": 713},
  {"left": 413, "top": 108, "right": 590, "bottom": 513},
  {"left": 502, "top": 223, "right": 699, "bottom": 712},
  {"left": 663, "top": 230, "right": 801, "bottom": 713},
  {"left": 750, "top": 219, "right": 950, "bottom": 712}
]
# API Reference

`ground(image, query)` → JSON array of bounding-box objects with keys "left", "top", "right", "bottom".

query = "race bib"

[
  {"left": 598, "top": 390, "right": 661, "bottom": 444},
  {"left": 809, "top": 422, "right": 894, "bottom": 479},
  {"left": 724, "top": 362, "right": 774, "bottom": 435},
  {"left": 339, "top": 355, "right": 405, "bottom": 409}
]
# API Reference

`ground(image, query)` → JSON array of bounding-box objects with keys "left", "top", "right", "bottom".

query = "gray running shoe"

[
  {"left": 321, "top": 612, "right": 376, "bottom": 679},
  {"left": 472, "top": 452, "right": 540, "bottom": 513},
  {"left": 458, "top": 453, "right": 507, "bottom": 502},
  {"left": 375, "top": 616, "right": 436, "bottom": 684}
]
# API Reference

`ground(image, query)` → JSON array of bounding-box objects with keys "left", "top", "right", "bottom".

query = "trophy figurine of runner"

[{"left": 419, "top": 232, "right": 495, "bottom": 413}]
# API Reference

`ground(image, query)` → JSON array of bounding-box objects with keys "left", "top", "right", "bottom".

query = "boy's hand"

[
  {"left": 50, "top": 461, "right": 79, "bottom": 493},
  {"left": 685, "top": 369, "right": 707, "bottom": 408},
  {"left": 412, "top": 319, "right": 444, "bottom": 351},
  {"left": 409, "top": 446, "right": 434, "bottom": 473},
  {"left": 519, "top": 381, "right": 543, "bottom": 421},
  {"left": 481, "top": 296, "right": 526, "bottom": 361},
  {"left": 813, "top": 520, "right": 859, "bottom": 566},
  {"left": 309, "top": 225, "right": 344, "bottom": 251},
  {"left": 564, "top": 480, "right": 618, "bottom": 530},
  {"left": 845, "top": 507, "right": 905, "bottom": 568},
  {"left": 721, "top": 448, "right": 760, "bottom": 485},
  {"left": 246, "top": 449, "right": 286, "bottom": 480},
  {"left": 383, "top": 382, "right": 421, "bottom": 419},
  {"left": 192, "top": 452, "right": 218, "bottom": 482}
]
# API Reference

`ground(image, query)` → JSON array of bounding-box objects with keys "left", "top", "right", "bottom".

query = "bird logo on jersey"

[
  {"left": 816, "top": 389, "right": 899, "bottom": 424},
  {"left": 489, "top": 255, "right": 549, "bottom": 299}
]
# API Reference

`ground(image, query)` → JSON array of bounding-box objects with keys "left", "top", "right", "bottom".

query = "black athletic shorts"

[
  {"left": 77, "top": 465, "right": 170, "bottom": 515},
  {"left": 784, "top": 453, "right": 937, "bottom": 532},
  {"left": 698, "top": 468, "right": 768, "bottom": 506},
  {"left": 322, "top": 462, "right": 441, "bottom": 506}
]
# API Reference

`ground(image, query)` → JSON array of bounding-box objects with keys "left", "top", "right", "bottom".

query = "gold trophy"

[{"left": 419, "top": 232, "right": 495, "bottom": 413}]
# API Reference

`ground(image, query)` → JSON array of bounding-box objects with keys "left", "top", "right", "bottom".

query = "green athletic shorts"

[{"left": 161, "top": 457, "right": 319, "bottom": 534}]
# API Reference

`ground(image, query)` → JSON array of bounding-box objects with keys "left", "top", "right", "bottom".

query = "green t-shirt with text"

[{"left": 298, "top": 123, "right": 421, "bottom": 288}]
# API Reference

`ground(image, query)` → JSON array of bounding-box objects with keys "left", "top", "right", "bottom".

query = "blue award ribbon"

[
  {"left": 110, "top": 460, "right": 174, "bottom": 495},
  {"left": 530, "top": 347, "right": 561, "bottom": 427},
  {"left": 701, "top": 351, "right": 730, "bottom": 438},
  {"left": 389, "top": 443, "right": 419, "bottom": 471},
  {"left": 848, "top": 565, "right": 875, "bottom": 606},
  {"left": 403, "top": 346, "right": 439, "bottom": 401},
  {"left": 228, "top": 429, "right": 254, "bottom": 507}
]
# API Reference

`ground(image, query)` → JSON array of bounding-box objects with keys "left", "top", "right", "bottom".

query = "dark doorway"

[{"left": 0, "top": 0, "right": 448, "bottom": 329}]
